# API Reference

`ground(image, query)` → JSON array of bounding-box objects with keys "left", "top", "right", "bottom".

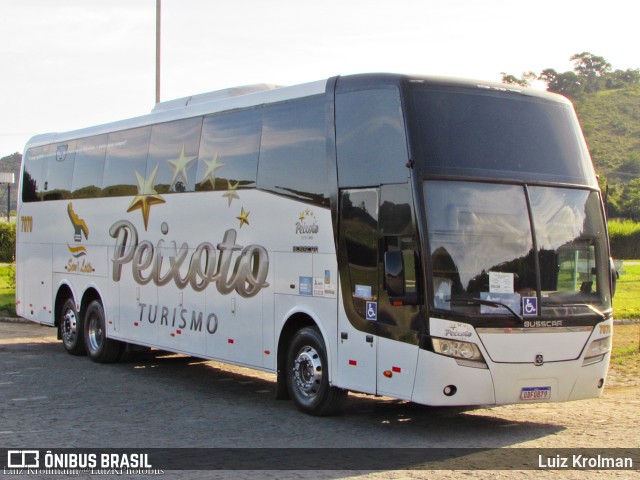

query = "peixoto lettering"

[{"left": 110, "top": 220, "right": 269, "bottom": 297}]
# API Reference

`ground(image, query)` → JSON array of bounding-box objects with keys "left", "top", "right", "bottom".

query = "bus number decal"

[{"left": 20, "top": 216, "right": 33, "bottom": 233}]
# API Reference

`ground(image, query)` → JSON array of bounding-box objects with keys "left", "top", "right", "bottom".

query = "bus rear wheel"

[
  {"left": 286, "top": 327, "right": 346, "bottom": 416},
  {"left": 59, "top": 298, "right": 86, "bottom": 356},
  {"left": 84, "top": 300, "right": 122, "bottom": 363}
]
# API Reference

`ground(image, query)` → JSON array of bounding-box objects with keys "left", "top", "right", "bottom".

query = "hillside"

[{"left": 574, "top": 84, "right": 640, "bottom": 182}]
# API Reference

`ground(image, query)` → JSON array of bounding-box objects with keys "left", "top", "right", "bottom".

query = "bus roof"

[{"left": 24, "top": 73, "right": 569, "bottom": 151}]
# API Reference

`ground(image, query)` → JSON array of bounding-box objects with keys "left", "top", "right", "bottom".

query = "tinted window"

[
  {"left": 21, "top": 146, "right": 51, "bottom": 202},
  {"left": 71, "top": 134, "right": 107, "bottom": 198},
  {"left": 197, "top": 109, "right": 261, "bottom": 192},
  {"left": 341, "top": 189, "right": 379, "bottom": 318},
  {"left": 336, "top": 88, "right": 409, "bottom": 187},
  {"left": 42, "top": 142, "right": 76, "bottom": 201},
  {"left": 147, "top": 117, "right": 203, "bottom": 194},
  {"left": 412, "top": 88, "right": 596, "bottom": 185},
  {"left": 258, "top": 97, "right": 327, "bottom": 205},
  {"left": 102, "top": 127, "right": 151, "bottom": 197}
]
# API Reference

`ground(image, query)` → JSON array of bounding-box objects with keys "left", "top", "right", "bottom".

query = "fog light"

[{"left": 443, "top": 385, "right": 457, "bottom": 396}]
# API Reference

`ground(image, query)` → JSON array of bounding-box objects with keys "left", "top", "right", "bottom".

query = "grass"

[
  {"left": 609, "top": 260, "right": 640, "bottom": 383},
  {"left": 608, "top": 219, "right": 640, "bottom": 237},
  {"left": 0, "top": 263, "right": 15, "bottom": 317},
  {"left": 613, "top": 261, "right": 640, "bottom": 319},
  {"left": 610, "top": 323, "right": 640, "bottom": 385}
]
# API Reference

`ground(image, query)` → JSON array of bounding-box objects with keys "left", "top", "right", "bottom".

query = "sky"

[{"left": 0, "top": 0, "right": 638, "bottom": 157}]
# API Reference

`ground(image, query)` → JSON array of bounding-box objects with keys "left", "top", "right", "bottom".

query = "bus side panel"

[
  {"left": 209, "top": 290, "right": 264, "bottom": 368},
  {"left": 124, "top": 283, "right": 158, "bottom": 347},
  {"left": 17, "top": 242, "right": 53, "bottom": 325}
]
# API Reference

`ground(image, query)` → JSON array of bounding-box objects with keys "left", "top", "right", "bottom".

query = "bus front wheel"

[
  {"left": 286, "top": 327, "right": 346, "bottom": 416},
  {"left": 59, "top": 298, "right": 86, "bottom": 356},
  {"left": 84, "top": 300, "right": 122, "bottom": 363}
]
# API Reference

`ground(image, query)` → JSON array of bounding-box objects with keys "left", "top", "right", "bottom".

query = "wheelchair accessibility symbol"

[
  {"left": 522, "top": 297, "right": 538, "bottom": 316},
  {"left": 366, "top": 301, "right": 377, "bottom": 321}
]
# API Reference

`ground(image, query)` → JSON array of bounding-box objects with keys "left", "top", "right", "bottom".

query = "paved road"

[{"left": 1, "top": 320, "right": 638, "bottom": 479}]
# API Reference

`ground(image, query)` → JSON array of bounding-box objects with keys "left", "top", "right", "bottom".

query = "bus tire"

[
  {"left": 59, "top": 298, "right": 86, "bottom": 356},
  {"left": 286, "top": 327, "right": 346, "bottom": 416},
  {"left": 84, "top": 300, "right": 122, "bottom": 363}
]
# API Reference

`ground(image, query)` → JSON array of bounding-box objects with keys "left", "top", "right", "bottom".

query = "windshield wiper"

[{"left": 448, "top": 298, "right": 524, "bottom": 324}]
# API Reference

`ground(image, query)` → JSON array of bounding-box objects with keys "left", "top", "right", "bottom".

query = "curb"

[{"left": 0, "top": 316, "right": 31, "bottom": 324}]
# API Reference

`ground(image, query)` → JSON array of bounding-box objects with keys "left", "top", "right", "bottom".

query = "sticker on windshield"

[
  {"left": 355, "top": 285, "right": 372, "bottom": 299},
  {"left": 489, "top": 272, "right": 514, "bottom": 293},
  {"left": 480, "top": 292, "right": 521, "bottom": 315},
  {"left": 522, "top": 297, "right": 538, "bottom": 316},
  {"left": 365, "top": 301, "right": 377, "bottom": 321}
]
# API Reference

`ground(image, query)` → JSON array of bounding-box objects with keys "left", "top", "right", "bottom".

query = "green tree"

[
  {"left": 617, "top": 178, "right": 640, "bottom": 221},
  {"left": 539, "top": 68, "right": 582, "bottom": 96},
  {"left": 570, "top": 52, "right": 612, "bottom": 93},
  {"left": 500, "top": 71, "right": 537, "bottom": 87}
]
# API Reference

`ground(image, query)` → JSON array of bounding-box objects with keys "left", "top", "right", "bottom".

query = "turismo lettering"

[{"left": 139, "top": 303, "right": 219, "bottom": 334}]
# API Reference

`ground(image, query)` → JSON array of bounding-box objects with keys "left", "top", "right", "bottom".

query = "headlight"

[
  {"left": 583, "top": 336, "right": 612, "bottom": 366},
  {"left": 432, "top": 337, "right": 487, "bottom": 369}
]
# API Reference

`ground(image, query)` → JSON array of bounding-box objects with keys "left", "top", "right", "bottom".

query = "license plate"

[{"left": 520, "top": 386, "right": 551, "bottom": 400}]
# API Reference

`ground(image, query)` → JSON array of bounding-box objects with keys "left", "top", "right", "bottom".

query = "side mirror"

[
  {"left": 384, "top": 250, "right": 406, "bottom": 298},
  {"left": 610, "top": 257, "right": 617, "bottom": 298}
]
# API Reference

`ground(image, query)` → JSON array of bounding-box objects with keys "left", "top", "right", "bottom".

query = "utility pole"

[
  {"left": 0, "top": 173, "right": 14, "bottom": 222},
  {"left": 156, "top": 0, "right": 161, "bottom": 104}
]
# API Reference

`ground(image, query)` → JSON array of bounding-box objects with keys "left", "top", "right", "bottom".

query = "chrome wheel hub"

[
  {"left": 62, "top": 309, "right": 77, "bottom": 343},
  {"left": 86, "top": 315, "right": 103, "bottom": 352},
  {"left": 292, "top": 346, "right": 323, "bottom": 398}
]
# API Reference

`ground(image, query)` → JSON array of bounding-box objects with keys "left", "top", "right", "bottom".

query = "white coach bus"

[{"left": 16, "top": 74, "right": 615, "bottom": 415}]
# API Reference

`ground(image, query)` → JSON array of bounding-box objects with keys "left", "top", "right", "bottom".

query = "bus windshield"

[
  {"left": 410, "top": 85, "right": 597, "bottom": 186},
  {"left": 425, "top": 181, "right": 611, "bottom": 318}
]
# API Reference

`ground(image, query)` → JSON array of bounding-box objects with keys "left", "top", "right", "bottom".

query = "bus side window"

[
  {"left": 43, "top": 142, "right": 76, "bottom": 201},
  {"left": 257, "top": 96, "right": 328, "bottom": 206},
  {"left": 197, "top": 108, "right": 262, "bottom": 192},
  {"left": 102, "top": 127, "right": 151, "bottom": 197},
  {"left": 22, "top": 146, "right": 50, "bottom": 202},
  {"left": 71, "top": 134, "right": 107, "bottom": 199},
  {"left": 340, "top": 189, "right": 379, "bottom": 319},
  {"left": 147, "top": 117, "right": 203, "bottom": 194},
  {"left": 335, "top": 86, "right": 408, "bottom": 188}
]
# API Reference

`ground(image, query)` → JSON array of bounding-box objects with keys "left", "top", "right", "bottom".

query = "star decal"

[
  {"left": 127, "top": 165, "right": 165, "bottom": 230},
  {"left": 236, "top": 207, "right": 250, "bottom": 228},
  {"left": 222, "top": 180, "right": 240, "bottom": 207},
  {"left": 167, "top": 145, "right": 197, "bottom": 191},
  {"left": 298, "top": 208, "right": 316, "bottom": 223},
  {"left": 199, "top": 153, "right": 224, "bottom": 190}
]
